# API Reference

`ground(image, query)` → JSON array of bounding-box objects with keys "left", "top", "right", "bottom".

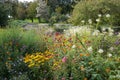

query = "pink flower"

[
  {"left": 62, "top": 56, "right": 67, "bottom": 63},
  {"left": 61, "top": 77, "right": 66, "bottom": 80}
]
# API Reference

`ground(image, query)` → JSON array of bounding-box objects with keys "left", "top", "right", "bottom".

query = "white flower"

[
  {"left": 117, "top": 33, "right": 120, "bottom": 37},
  {"left": 81, "top": 20, "right": 85, "bottom": 23},
  {"left": 109, "top": 32, "right": 114, "bottom": 36},
  {"left": 98, "top": 14, "right": 102, "bottom": 17},
  {"left": 108, "top": 53, "right": 112, "bottom": 57},
  {"left": 87, "top": 46, "right": 93, "bottom": 52},
  {"left": 102, "top": 28, "right": 106, "bottom": 32},
  {"left": 96, "top": 18, "right": 100, "bottom": 22},
  {"left": 109, "top": 47, "right": 114, "bottom": 51},
  {"left": 88, "top": 19, "right": 92, "bottom": 24},
  {"left": 108, "top": 28, "right": 114, "bottom": 32},
  {"left": 106, "top": 14, "right": 110, "bottom": 18},
  {"left": 98, "top": 49, "right": 104, "bottom": 53},
  {"left": 92, "top": 30, "right": 100, "bottom": 36},
  {"left": 72, "top": 45, "right": 76, "bottom": 48}
]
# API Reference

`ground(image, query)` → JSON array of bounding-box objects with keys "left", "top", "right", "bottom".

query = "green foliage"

[
  {"left": 46, "top": 0, "right": 80, "bottom": 14},
  {"left": 71, "top": 0, "right": 120, "bottom": 26},
  {"left": 0, "top": 3, "right": 9, "bottom": 27},
  {"left": 49, "top": 13, "right": 68, "bottom": 25},
  {"left": 8, "top": 20, "right": 28, "bottom": 27}
]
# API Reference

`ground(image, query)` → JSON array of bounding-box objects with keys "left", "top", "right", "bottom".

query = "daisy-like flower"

[
  {"left": 109, "top": 32, "right": 114, "bottom": 36},
  {"left": 96, "top": 18, "right": 100, "bottom": 22},
  {"left": 117, "top": 33, "right": 120, "bottom": 37},
  {"left": 108, "top": 53, "right": 112, "bottom": 57},
  {"left": 102, "top": 28, "right": 106, "bottom": 32},
  {"left": 109, "top": 47, "right": 114, "bottom": 51},
  {"left": 108, "top": 28, "right": 114, "bottom": 32},
  {"left": 88, "top": 19, "right": 92, "bottom": 24},
  {"left": 98, "top": 49, "right": 104, "bottom": 53},
  {"left": 87, "top": 46, "right": 93, "bottom": 52},
  {"left": 106, "top": 14, "right": 110, "bottom": 18},
  {"left": 72, "top": 45, "right": 76, "bottom": 48},
  {"left": 81, "top": 20, "right": 85, "bottom": 23},
  {"left": 92, "top": 30, "right": 100, "bottom": 36},
  {"left": 98, "top": 14, "right": 102, "bottom": 17}
]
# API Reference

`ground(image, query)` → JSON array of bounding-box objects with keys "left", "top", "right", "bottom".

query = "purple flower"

[{"left": 115, "top": 40, "right": 120, "bottom": 45}]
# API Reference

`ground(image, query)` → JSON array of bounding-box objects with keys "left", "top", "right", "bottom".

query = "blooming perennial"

[
  {"left": 87, "top": 46, "right": 93, "bottom": 53},
  {"left": 24, "top": 51, "right": 53, "bottom": 67},
  {"left": 98, "top": 14, "right": 102, "bottom": 17},
  {"left": 106, "top": 14, "right": 110, "bottom": 18},
  {"left": 98, "top": 49, "right": 104, "bottom": 53},
  {"left": 108, "top": 53, "right": 112, "bottom": 57}
]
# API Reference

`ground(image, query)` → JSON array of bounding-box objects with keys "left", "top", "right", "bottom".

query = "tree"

[
  {"left": 11, "top": 1, "right": 18, "bottom": 19},
  {"left": 43, "top": 0, "right": 81, "bottom": 14},
  {"left": 16, "top": 2, "right": 27, "bottom": 20},
  {"left": 27, "top": 1, "right": 37, "bottom": 22},
  {"left": 0, "top": 3, "right": 9, "bottom": 27},
  {"left": 36, "top": 0, "right": 49, "bottom": 23},
  {"left": 70, "top": 0, "right": 120, "bottom": 26}
]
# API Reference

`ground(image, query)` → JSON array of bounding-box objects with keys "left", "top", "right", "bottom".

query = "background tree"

[
  {"left": 26, "top": 1, "right": 37, "bottom": 22},
  {"left": 11, "top": 1, "right": 18, "bottom": 19},
  {"left": 70, "top": 0, "right": 120, "bottom": 26},
  {"left": 0, "top": 3, "right": 9, "bottom": 27},
  {"left": 36, "top": 0, "right": 49, "bottom": 23},
  {"left": 16, "top": 2, "right": 27, "bottom": 20},
  {"left": 44, "top": 0, "right": 81, "bottom": 14}
]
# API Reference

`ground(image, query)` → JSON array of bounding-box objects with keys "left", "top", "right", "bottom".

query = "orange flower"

[
  {"left": 6, "top": 52, "right": 10, "bottom": 54},
  {"left": 85, "top": 53, "right": 90, "bottom": 57},
  {"left": 8, "top": 57, "right": 12, "bottom": 60},
  {"left": 84, "top": 78, "right": 88, "bottom": 80},
  {"left": 80, "top": 53, "right": 84, "bottom": 57}
]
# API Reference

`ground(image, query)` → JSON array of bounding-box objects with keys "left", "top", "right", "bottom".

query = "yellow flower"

[
  {"left": 88, "top": 62, "right": 92, "bottom": 65},
  {"left": 28, "top": 63, "right": 35, "bottom": 67},
  {"left": 23, "top": 51, "right": 54, "bottom": 67},
  {"left": 80, "top": 65, "right": 85, "bottom": 71}
]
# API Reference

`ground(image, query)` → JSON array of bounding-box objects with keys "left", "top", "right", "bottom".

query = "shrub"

[
  {"left": 8, "top": 20, "right": 28, "bottom": 27},
  {"left": 49, "top": 13, "right": 68, "bottom": 26},
  {"left": 0, "top": 27, "right": 46, "bottom": 79},
  {"left": 70, "top": 0, "right": 120, "bottom": 26}
]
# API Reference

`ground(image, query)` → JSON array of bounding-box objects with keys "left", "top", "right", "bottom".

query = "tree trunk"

[
  {"left": 38, "top": 17, "right": 40, "bottom": 23},
  {"left": 31, "top": 17, "right": 33, "bottom": 23}
]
